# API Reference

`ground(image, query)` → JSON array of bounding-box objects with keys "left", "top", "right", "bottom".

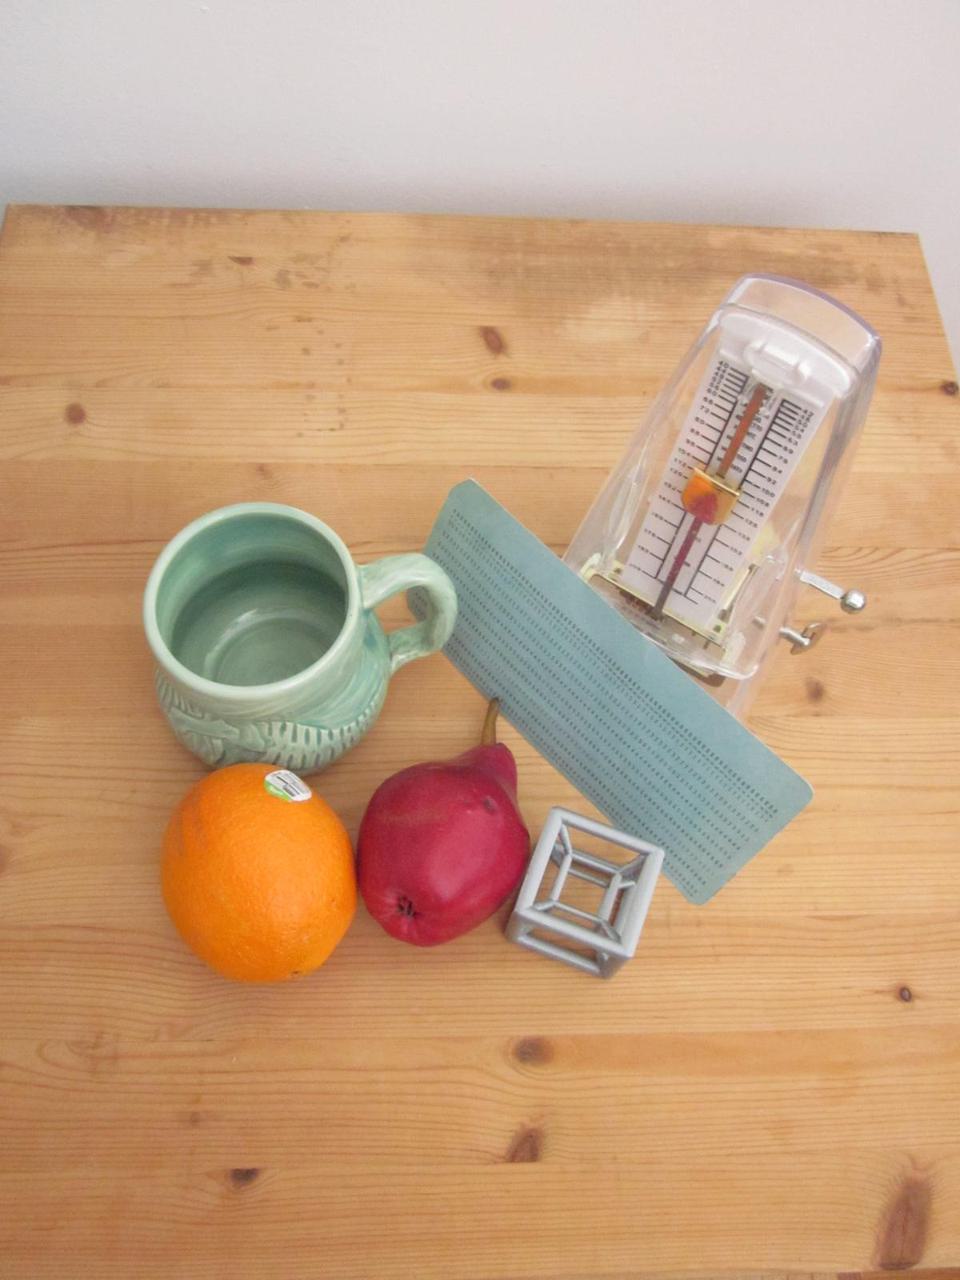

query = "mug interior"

[{"left": 155, "top": 510, "right": 350, "bottom": 687}]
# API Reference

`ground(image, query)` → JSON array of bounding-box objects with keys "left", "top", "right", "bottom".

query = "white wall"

[{"left": 2, "top": 0, "right": 958, "bottom": 364}]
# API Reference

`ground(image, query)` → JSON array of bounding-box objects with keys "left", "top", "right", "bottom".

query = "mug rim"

[{"left": 143, "top": 501, "right": 361, "bottom": 705}]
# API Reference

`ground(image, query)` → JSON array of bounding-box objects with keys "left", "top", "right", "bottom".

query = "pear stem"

[{"left": 481, "top": 698, "right": 500, "bottom": 746}]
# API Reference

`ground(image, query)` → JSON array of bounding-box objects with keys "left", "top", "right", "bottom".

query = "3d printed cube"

[{"left": 507, "top": 807, "right": 664, "bottom": 977}]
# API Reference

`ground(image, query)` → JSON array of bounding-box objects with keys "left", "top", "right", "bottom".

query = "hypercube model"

[{"left": 507, "top": 807, "right": 664, "bottom": 977}]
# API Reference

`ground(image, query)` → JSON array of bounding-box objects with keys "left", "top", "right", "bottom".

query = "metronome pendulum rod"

[{"left": 650, "top": 382, "right": 769, "bottom": 620}]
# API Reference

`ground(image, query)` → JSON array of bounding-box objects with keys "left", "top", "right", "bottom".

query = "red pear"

[{"left": 358, "top": 700, "right": 530, "bottom": 945}]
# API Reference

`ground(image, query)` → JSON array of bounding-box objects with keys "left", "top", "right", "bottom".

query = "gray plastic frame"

[{"left": 506, "top": 807, "right": 664, "bottom": 978}]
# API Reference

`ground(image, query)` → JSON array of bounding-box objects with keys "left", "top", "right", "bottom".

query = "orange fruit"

[{"left": 162, "top": 764, "right": 356, "bottom": 982}]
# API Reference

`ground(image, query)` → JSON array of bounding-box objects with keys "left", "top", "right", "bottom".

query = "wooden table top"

[{"left": 1, "top": 204, "right": 958, "bottom": 1279}]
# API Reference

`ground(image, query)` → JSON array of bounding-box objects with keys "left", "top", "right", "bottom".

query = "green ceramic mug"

[{"left": 143, "top": 502, "right": 457, "bottom": 772}]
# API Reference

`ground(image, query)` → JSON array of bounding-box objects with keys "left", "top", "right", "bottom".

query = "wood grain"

[{"left": 0, "top": 204, "right": 958, "bottom": 1278}]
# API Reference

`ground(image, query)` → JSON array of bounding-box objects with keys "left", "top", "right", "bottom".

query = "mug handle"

[{"left": 358, "top": 554, "right": 457, "bottom": 675}]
